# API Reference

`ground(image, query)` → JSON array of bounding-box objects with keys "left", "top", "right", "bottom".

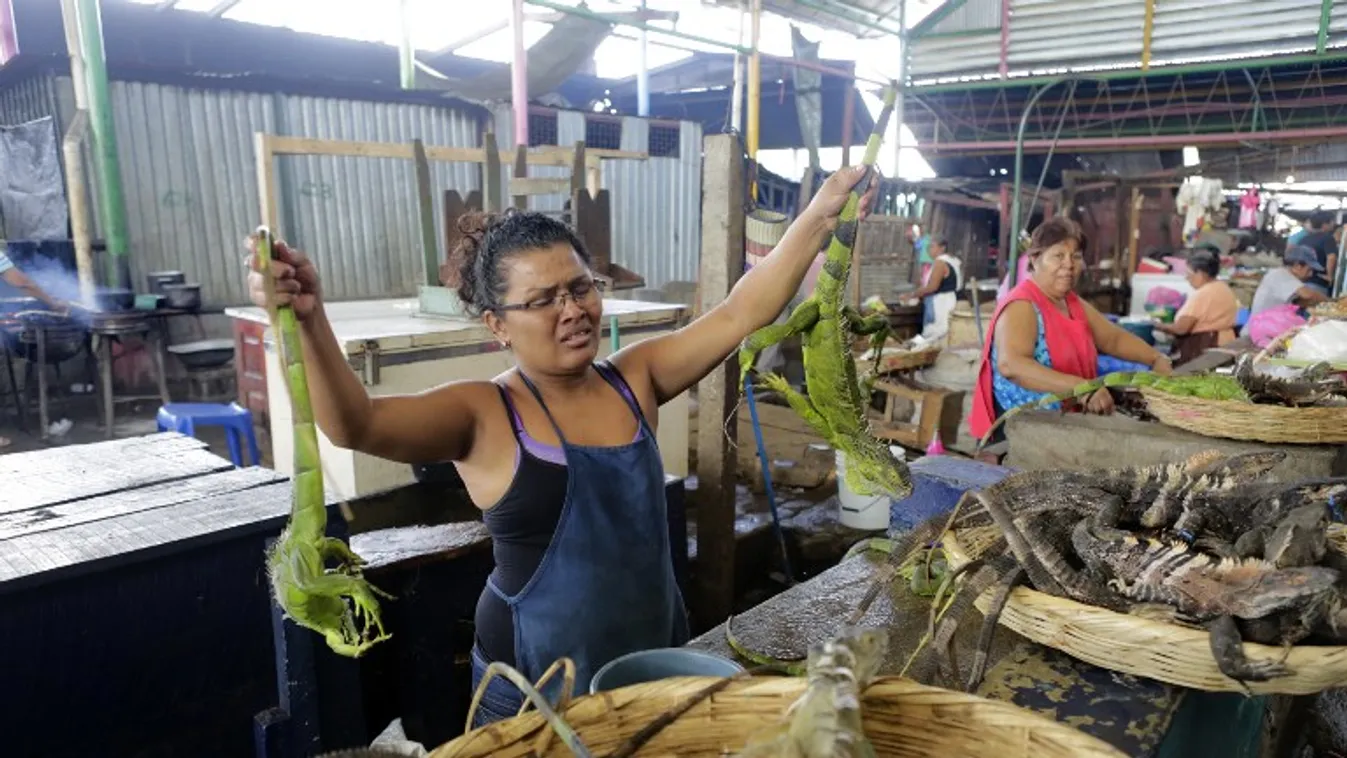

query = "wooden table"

[{"left": 0, "top": 432, "right": 298, "bottom": 758}]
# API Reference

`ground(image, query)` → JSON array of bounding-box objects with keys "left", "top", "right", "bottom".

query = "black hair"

[
  {"left": 1188, "top": 249, "right": 1221, "bottom": 278},
  {"left": 1024, "top": 217, "right": 1087, "bottom": 272},
  {"left": 449, "top": 209, "right": 592, "bottom": 315}
]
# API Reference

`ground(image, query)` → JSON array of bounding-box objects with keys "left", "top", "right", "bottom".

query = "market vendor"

[
  {"left": 1249, "top": 245, "right": 1330, "bottom": 316},
  {"left": 968, "top": 218, "right": 1172, "bottom": 449},
  {"left": 244, "top": 166, "right": 883, "bottom": 728},
  {"left": 904, "top": 235, "right": 963, "bottom": 340},
  {"left": 1152, "top": 247, "right": 1239, "bottom": 364},
  {"left": 0, "top": 247, "right": 68, "bottom": 312}
]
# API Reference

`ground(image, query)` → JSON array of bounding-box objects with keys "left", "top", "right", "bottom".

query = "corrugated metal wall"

[
  {"left": 912, "top": 0, "right": 1347, "bottom": 81},
  {"left": 0, "top": 71, "right": 484, "bottom": 306},
  {"left": 493, "top": 106, "right": 703, "bottom": 290},
  {"left": 0, "top": 70, "right": 703, "bottom": 305}
]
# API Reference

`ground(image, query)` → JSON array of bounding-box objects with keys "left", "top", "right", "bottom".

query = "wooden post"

[
  {"left": 1127, "top": 185, "right": 1143, "bottom": 285},
  {"left": 482, "top": 131, "right": 502, "bottom": 213},
  {"left": 692, "top": 133, "right": 745, "bottom": 627},
  {"left": 411, "top": 139, "right": 439, "bottom": 287},
  {"left": 254, "top": 132, "right": 280, "bottom": 234},
  {"left": 62, "top": 110, "right": 95, "bottom": 303},
  {"left": 512, "top": 145, "right": 528, "bottom": 210}
]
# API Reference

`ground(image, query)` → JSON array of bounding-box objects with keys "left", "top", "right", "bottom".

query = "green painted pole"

[
  {"left": 75, "top": 0, "right": 130, "bottom": 289},
  {"left": 1318, "top": 0, "right": 1333, "bottom": 55},
  {"left": 609, "top": 315, "right": 619, "bottom": 354},
  {"left": 1007, "top": 76, "right": 1071, "bottom": 287}
]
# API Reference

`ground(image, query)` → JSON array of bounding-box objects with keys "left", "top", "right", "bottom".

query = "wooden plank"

[
  {"left": 570, "top": 140, "right": 586, "bottom": 196},
  {"left": 691, "top": 133, "right": 745, "bottom": 626},
  {"left": 0, "top": 480, "right": 303, "bottom": 593},
  {"left": 412, "top": 139, "right": 440, "bottom": 288},
  {"left": 254, "top": 132, "right": 280, "bottom": 233},
  {"left": 0, "top": 467, "right": 284, "bottom": 541},
  {"left": 265, "top": 134, "right": 646, "bottom": 165},
  {"left": 351, "top": 522, "right": 491, "bottom": 572},
  {"left": 512, "top": 145, "right": 528, "bottom": 210},
  {"left": 0, "top": 438, "right": 235, "bottom": 515},
  {"left": 0, "top": 432, "right": 204, "bottom": 477},
  {"left": 508, "top": 176, "right": 573, "bottom": 196},
  {"left": 482, "top": 131, "right": 502, "bottom": 212}
]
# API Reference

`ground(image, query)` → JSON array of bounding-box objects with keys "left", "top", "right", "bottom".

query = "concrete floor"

[{"left": 0, "top": 393, "right": 242, "bottom": 463}]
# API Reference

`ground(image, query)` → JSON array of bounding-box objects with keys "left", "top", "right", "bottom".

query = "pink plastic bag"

[
  {"left": 1145, "top": 286, "right": 1187, "bottom": 309},
  {"left": 1247, "top": 304, "right": 1307, "bottom": 348}
]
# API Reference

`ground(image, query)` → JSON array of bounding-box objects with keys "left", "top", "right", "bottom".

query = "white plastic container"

[{"left": 836, "top": 446, "right": 905, "bottom": 530}]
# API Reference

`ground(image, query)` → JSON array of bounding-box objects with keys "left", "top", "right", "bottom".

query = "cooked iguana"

[
  {"left": 1071, "top": 517, "right": 1341, "bottom": 683},
  {"left": 1169, "top": 479, "right": 1347, "bottom": 555},
  {"left": 1231, "top": 353, "right": 1347, "bottom": 407},
  {"left": 737, "top": 83, "right": 912, "bottom": 502},
  {"left": 847, "top": 450, "right": 1286, "bottom": 627},
  {"left": 974, "top": 371, "right": 1250, "bottom": 453}
]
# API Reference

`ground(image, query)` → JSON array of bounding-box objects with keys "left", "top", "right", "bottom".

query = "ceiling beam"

[{"left": 207, "top": 0, "right": 242, "bottom": 17}]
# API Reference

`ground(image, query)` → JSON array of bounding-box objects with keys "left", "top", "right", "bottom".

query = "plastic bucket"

[
  {"left": 589, "top": 648, "right": 744, "bottom": 694},
  {"left": 836, "top": 449, "right": 895, "bottom": 531}
]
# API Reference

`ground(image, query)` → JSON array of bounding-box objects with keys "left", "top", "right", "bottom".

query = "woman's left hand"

[
  {"left": 803, "top": 164, "right": 881, "bottom": 233},
  {"left": 1151, "top": 354, "right": 1174, "bottom": 375}
]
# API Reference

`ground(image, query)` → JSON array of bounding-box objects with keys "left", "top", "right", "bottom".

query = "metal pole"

[
  {"left": 637, "top": 0, "right": 649, "bottom": 117},
  {"left": 75, "top": 0, "right": 131, "bottom": 289},
  {"left": 894, "top": 0, "right": 907, "bottom": 178},
  {"left": 1007, "top": 76, "right": 1071, "bottom": 288},
  {"left": 399, "top": 0, "right": 415, "bottom": 89},
  {"left": 748, "top": 0, "right": 761, "bottom": 200},
  {"left": 729, "top": 1, "right": 745, "bottom": 133},
  {"left": 510, "top": 0, "right": 528, "bottom": 147}
]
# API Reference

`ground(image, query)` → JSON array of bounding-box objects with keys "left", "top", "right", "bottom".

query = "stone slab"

[{"left": 1006, "top": 411, "right": 1346, "bottom": 479}]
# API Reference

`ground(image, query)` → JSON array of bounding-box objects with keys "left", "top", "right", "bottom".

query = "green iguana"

[
  {"left": 737, "top": 83, "right": 912, "bottom": 502},
  {"left": 974, "top": 370, "right": 1249, "bottom": 454},
  {"left": 255, "top": 227, "right": 392, "bottom": 658}
]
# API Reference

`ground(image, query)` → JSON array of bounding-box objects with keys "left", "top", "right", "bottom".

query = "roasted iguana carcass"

[
  {"left": 1072, "top": 517, "right": 1341, "bottom": 683},
  {"left": 1232, "top": 353, "right": 1347, "bottom": 407}
]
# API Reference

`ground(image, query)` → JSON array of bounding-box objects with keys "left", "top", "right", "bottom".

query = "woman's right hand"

[
  {"left": 1085, "top": 387, "right": 1115, "bottom": 415},
  {"left": 246, "top": 236, "right": 322, "bottom": 321}
]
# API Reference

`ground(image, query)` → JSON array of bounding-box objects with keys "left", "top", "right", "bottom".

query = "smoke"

[{"left": 0, "top": 247, "right": 99, "bottom": 324}]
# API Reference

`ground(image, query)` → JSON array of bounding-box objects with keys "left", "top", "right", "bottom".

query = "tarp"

[{"left": 0, "top": 117, "right": 68, "bottom": 240}]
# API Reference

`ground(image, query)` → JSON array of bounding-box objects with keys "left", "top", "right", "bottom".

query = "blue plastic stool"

[
  {"left": 1235, "top": 307, "right": 1250, "bottom": 335},
  {"left": 156, "top": 402, "right": 262, "bottom": 467}
]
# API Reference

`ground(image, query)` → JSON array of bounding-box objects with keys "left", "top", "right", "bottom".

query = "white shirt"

[{"left": 1250, "top": 267, "right": 1305, "bottom": 315}]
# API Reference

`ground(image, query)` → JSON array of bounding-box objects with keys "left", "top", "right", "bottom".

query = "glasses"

[{"left": 494, "top": 277, "right": 608, "bottom": 313}]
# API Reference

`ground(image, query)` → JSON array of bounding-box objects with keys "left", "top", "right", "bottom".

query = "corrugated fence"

[
  {"left": 0, "top": 72, "right": 702, "bottom": 305},
  {"left": 493, "top": 106, "right": 703, "bottom": 291}
]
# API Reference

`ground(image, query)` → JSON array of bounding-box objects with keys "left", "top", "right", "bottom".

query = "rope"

[{"left": 743, "top": 374, "right": 796, "bottom": 584}]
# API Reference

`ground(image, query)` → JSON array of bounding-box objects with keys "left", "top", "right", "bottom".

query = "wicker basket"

[
  {"left": 943, "top": 527, "right": 1347, "bottom": 695},
  {"left": 430, "top": 675, "right": 1126, "bottom": 757},
  {"left": 1140, "top": 387, "right": 1347, "bottom": 444},
  {"left": 745, "top": 209, "right": 789, "bottom": 267}
]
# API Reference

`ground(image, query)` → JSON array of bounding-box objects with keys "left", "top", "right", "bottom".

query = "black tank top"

[
  {"left": 934, "top": 259, "right": 959, "bottom": 294},
  {"left": 472, "top": 363, "right": 639, "bottom": 665}
]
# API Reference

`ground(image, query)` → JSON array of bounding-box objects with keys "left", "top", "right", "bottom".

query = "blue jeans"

[{"left": 469, "top": 645, "right": 526, "bottom": 729}]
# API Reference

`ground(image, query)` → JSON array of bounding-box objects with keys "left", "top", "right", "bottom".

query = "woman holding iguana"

[
  {"left": 968, "top": 218, "right": 1173, "bottom": 453},
  {"left": 244, "top": 166, "right": 880, "bottom": 727}
]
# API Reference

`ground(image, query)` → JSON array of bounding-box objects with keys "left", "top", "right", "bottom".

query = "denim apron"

[{"left": 469, "top": 366, "right": 690, "bottom": 728}]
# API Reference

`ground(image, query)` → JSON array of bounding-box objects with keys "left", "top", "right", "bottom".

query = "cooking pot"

[
  {"left": 96, "top": 288, "right": 135, "bottom": 311},
  {"left": 146, "top": 270, "right": 186, "bottom": 294},
  {"left": 163, "top": 283, "right": 202, "bottom": 310}
]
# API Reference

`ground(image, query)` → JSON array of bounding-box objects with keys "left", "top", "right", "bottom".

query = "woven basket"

[
  {"left": 430, "top": 675, "right": 1126, "bottom": 757},
  {"left": 1140, "top": 387, "right": 1347, "bottom": 444},
  {"left": 943, "top": 527, "right": 1347, "bottom": 695}
]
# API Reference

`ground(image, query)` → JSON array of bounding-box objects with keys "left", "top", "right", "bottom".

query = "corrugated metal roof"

[
  {"left": 911, "top": 0, "right": 1347, "bottom": 82},
  {"left": 491, "top": 106, "right": 703, "bottom": 290}
]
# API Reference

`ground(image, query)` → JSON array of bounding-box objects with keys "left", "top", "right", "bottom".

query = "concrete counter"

[{"left": 1005, "top": 411, "right": 1346, "bottom": 479}]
